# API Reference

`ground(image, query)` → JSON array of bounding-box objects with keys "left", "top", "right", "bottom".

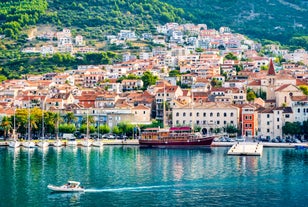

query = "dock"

[{"left": 227, "top": 142, "right": 263, "bottom": 156}]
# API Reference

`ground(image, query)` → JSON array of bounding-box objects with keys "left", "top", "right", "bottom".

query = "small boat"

[
  {"left": 47, "top": 181, "right": 85, "bottom": 192},
  {"left": 37, "top": 140, "right": 49, "bottom": 148},
  {"left": 92, "top": 139, "right": 103, "bottom": 147},
  {"left": 81, "top": 138, "right": 92, "bottom": 147},
  {"left": 53, "top": 139, "right": 63, "bottom": 147},
  {"left": 8, "top": 140, "right": 21, "bottom": 148},
  {"left": 22, "top": 141, "right": 36, "bottom": 148}
]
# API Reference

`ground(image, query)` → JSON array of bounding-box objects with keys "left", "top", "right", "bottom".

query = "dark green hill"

[{"left": 161, "top": 0, "right": 308, "bottom": 43}]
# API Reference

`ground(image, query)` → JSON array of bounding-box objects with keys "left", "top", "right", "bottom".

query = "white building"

[
  {"left": 257, "top": 107, "right": 293, "bottom": 139},
  {"left": 172, "top": 102, "right": 239, "bottom": 134}
]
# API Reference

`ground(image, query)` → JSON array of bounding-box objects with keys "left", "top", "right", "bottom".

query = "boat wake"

[{"left": 85, "top": 185, "right": 173, "bottom": 193}]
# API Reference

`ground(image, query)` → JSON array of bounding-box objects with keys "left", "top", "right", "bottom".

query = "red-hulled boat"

[{"left": 139, "top": 126, "right": 216, "bottom": 148}]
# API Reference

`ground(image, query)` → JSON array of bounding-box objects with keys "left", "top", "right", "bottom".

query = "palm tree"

[
  {"left": 1, "top": 116, "right": 12, "bottom": 139},
  {"left": 64, "top": 112, "right": 76, "bottom": 124}
]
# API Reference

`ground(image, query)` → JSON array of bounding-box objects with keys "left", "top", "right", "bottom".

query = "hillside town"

[{"left": 1, "top": 22, "right": 308, "bottom": 141}]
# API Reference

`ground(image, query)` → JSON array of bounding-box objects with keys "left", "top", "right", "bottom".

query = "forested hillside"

[{"left": 161, "top": 0, "right": 308, "bottom": 44}]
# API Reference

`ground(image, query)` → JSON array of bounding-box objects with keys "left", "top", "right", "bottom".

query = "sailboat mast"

[
  {"left": 191, "top": 90, "right": 194, "bottom": 131},
  {"left": 86, "top": 110, "right": 89, "bottom": 138},
  {"left": 56, "top": 110, "right": 59, "bottom": 140},
  {"left": 28, "top": 102, "right": 30, "bottom": 141},
  {"left": 13, "top": 108, "right": 16, "bottom": 141},
  {"left": 163, "top": 82, "right": 166, "bottom": 128},
  {"left": 42, "top": 99, "right": 44, "bottom": 141}
]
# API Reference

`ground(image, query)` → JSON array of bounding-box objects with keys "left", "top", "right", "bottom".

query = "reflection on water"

[{"left": 0, "top": 146, "right": 308, "bottom": 207}]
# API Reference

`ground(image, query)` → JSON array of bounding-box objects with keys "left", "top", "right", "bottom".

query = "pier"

[{"left": 227, "top": 142, "right": 263, "bottom": 156}]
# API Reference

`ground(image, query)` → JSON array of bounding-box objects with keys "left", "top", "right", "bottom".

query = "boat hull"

[
  {"left": 47, "top": 185, "right": 84, "bottom": 192},
  {"left": 22, "top": 141, "right": 36, "bottom": 148},
  {"left": 139, "top": 136, "right": 215, "bottom": 148},
  {"left": 8, "top": 141, "right": 21, "bottom": 148}
]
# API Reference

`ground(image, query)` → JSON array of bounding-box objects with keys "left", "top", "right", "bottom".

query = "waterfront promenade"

[{"left": 0, "top": 139, "right": 307, "bottom": 148}]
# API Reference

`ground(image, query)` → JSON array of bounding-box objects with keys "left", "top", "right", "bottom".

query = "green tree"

[
  {"left": 224, "top": 53, "right": 238, "bottom": 60},
  {"left": 98, "top": 124, "right": 111, "bottom": 134},
  {"left": 169, "top": 70, "right": 180, "bottom": 77},
  {"left": 112, "top": 126, "right": 121, "bottom": 135},
  {"left": 282, "top": 122, "right": 302, "bottom": 138},
  {"left": 59, "top": 123, "right": 76, "bottom": 133},
  {"left": 247, "top": 91, "right": 257, "bottom": 102},
  {"left": 299, "top": 85, "right": 308, "bottom": 95},
  {"left": 1, "top": 116, "right": 12, "bottom": 138},
  {"left": 64, "top": 112, "right": 77, "bottom": 124},
  {"left": 141, "top": 71, "right": 158, "bottom": 90}
]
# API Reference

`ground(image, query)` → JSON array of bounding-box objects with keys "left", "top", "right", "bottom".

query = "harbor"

[
  {"left": 1, "top": 146, "right": 307, "bottom": 207},
  {"left": 0, "top": 140, "right": 307, "bottom": 148}
]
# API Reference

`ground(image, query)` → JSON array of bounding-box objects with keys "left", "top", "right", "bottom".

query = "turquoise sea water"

[{"left": 0, "top": 146, "right": 307, "bottom": 207}]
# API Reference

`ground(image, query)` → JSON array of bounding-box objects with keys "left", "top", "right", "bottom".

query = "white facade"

[
  {"left": 172, "top": 102, "right": 239, "bottom": 134},
  {"left": 257, "top": 107, "right": 293, "bottom": 139}
]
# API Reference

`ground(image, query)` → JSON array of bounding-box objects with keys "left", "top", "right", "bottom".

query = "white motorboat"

[
  {"left": 47, "top": 181, "right": 85, "bottom": 192},
  {"left": 22, "top": 141, "right": 36, "bottom": 148},
  {"left": 8, "top": 140, "right": 21, "bottom": 148},
  {"left": 92, "top": 139, "right": 103, "bottom": 147},
  {"left": 53, "top": 139, "right": 63, "bottom": 147}
]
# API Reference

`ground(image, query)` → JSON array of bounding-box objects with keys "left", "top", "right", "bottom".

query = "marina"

[{"left": 1, "top": 146, "right": 307, "bottom": 207}]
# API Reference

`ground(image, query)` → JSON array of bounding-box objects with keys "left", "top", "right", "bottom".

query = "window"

[
  {"left": 224, "top": 112, "right": 227, "bottom": 117},
  {"left": 196, "top": 120, "right": 200, "bottom": 124},
  {"left": 143, "top": 111, "right": 146, "bottom": 114},
  {"left": 217, "top": 121, "right": 220, "bottom": 125},
  {"left": 190, "top": 112, "right": 192, "bottom": 116},
  {"left": 183, "top": 120, "right": 186, "bottom": 124},
  {"left": 203, "top": 113, "right": 206, "bottom": 117},
  {"left": 230, "top": 121, "right": 234, "bottom": 124},
  {"left": 176, "top": 120, "right": 179, "bottom": 124},
  {"left": 210, "top": 112, "right": 213, "bottom": 117},
  {"left": 277, "top": 125, "right": 280, "bottom": 129},
  {"left": 298, "top": 108, "right": 300, "bottom": 113},
  {"left": 267, "top": 121, "right": 270, "bottom": 125},
  {"left": 224, "top": 121, "right": 226, "bottom": 124},
  {"left": 285, "top": 114, "right": 290, "bottom": 118},
  {"left": 267, "top": 114, "right": 270, "bottom": 118},
  {"left": 183, "top": 112, "right": 186, "bottom": 117},
  {"left": 277, "top": 118, "right": 279, "bottom": 122},
  {"left": 217, "top": 112, "right": 220, "bottom": 117},
  {"left": 196, "top": 112, "right": 199, "bottom": 117},
  {"left": 267, "top": 129, "right": 270, "bottom": 133},
  {"left": 231, "top": 112, "right": 234, "bottom": 117},
  {"left": 176, "top": 112, "right": 179, "bottom": 117}
]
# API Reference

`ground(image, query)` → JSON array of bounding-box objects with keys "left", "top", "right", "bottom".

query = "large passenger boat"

[{"left": 139, "top": 127, "right": 216, "bottom": 147}]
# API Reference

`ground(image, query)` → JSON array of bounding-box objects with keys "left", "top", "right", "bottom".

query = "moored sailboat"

[
  {"left": 22, "top": 105, "right": 35, "bottom": 148},
  {"left": 81, "top": 110, "right": 92, "bottom": 147},
  {"left": 9, "top": 109, "right": 20, "bottom": 148},
  {"left": 37, "top": 104, "right": 49, "bottom": 148},
  {"left": 53, "top": 111, "right": 63, "bottom": 147}
]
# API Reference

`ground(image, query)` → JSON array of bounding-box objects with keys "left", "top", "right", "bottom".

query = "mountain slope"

[{"left": 161, "top": 0, "right": 308, "bottom": 43}]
